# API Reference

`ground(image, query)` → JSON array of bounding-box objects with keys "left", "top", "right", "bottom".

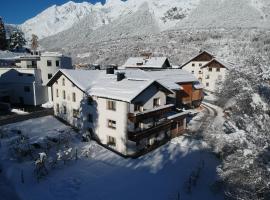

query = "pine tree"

[
  {"left": 0, "top": 17, "right": 7, "bottom": 50},
  {"left": 31, "top": 34, "right": 39, "bottom": 51},
  {"left": 9, "top": 30, "right": 26, "bottom": 51}
]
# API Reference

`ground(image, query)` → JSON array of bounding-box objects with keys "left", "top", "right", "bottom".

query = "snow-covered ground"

[{"left": 0, "top": 116, "right": 223, "bottom": 200}]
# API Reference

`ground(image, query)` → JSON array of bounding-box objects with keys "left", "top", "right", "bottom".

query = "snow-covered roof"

[
  {"left": 200, "top": 58, "right": 232, "bottom": 70},
  {"left": 41, "top": 52, "right": 64, "bottom": 57},
  {"left": 47, "top": 69, "right": 173, "bottom": 102},
  {"left": 122, "top": 57, "right": 171, "bottom": 69},
  {"left": 145, "top": 69, "right": 199, "bottom": 90},
  {"left": 180, "top": 50, "right": 215, "bottom": 68}
]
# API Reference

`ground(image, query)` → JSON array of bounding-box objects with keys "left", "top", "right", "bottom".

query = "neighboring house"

[
  {"left": 181, "top": 50, "right": 230, "bottom": 92},
  {"left": 47, "top": 69, "right": 189, "bottom": 156},
  {"left": 0, "top": 52, "right": 72, "bottom": 106},
  {"left": 0, "top": 68, "right": 48, "bottom": 105},
  {"left": 122, "top": 56, "right": 172, "bottom": 70}
]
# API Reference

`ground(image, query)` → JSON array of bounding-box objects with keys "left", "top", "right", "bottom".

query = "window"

[
  {"left": 199, "top": 63, "right": 202, "bottom": 66},
  {"left": 56, "top": 89, "right": 59, "bottom": 97},
  {"left": 107, "top": 136, "right": 116, "bottom": 146},
  {"left": 153, "top": 98, "right": 161, "bottom": 107},
  {"left": 63, "top": 90, "right": 66, "bottom": 99},
  {"left": 107, "top": 100, "right": 116, "bottom": 111},
  {"left": 216, "top": 68, "right": 220, "bottom": 72},
  {"left": 108, "top": 119, "right": 116, "bottom": 129},
  {"left": 209, "top": 68, "right": 212, "bottom": 72},
  {"left": 24, "top": 86, "right": 30, "bottom": 92},
  {"left": 63, "top": 106, "right": 67, "bottom": 114},
  {"left": 206, "top": 75, "right": 210, "bottom": 79},
  {"left": 206, "top": 82, "right": 209, "bottom": 87},
  {"left": 48, "top": 73, "right": 52, "bottom": 79},
  {"left": 18, "top": 73, "right": 23, "bottom": 76},
  {"left": 191, "top": 70, "right": 194, "bottom": 74},
  {"left": 134, "top": 104, "right": 143, "bottom": 112},
  {"left": 47, "top": 60, "right": 52, "bottom": 67},
  {"left": 56, "top": 104, "right": 59, "bottom": 113},
  {"left": 199, "top": 71, "right": 202, "bottom": 74},
  {"left": 73, "top": 109, "right": 79, "bottom": 118},
  {"left": 192, "top": 63, "right": 195, "bottom": 67},
  {"left": 88, "top": 114, "right": 93, "bottom": 123},
  {"left": 62, "top": 78, "right": 65, "bottom": 86},
  {"left": 56, "top": 80, "right": 58, "bottom": 85},
  {"left": 56, "top": 60, "right": 60, "bottom": 67},
  {"left": 72, "top": 92, "right": 76, "bottom": 102}
]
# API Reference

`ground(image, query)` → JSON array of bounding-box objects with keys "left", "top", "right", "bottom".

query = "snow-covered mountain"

[
  {"left": 20, "top": 0, "right": 200, "bottom": 39},
  {"left": 20, "top": 1, "right": 95, "bottom": 39}
]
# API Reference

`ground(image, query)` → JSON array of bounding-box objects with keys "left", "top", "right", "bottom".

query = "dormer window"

[{"left": 153, "top": 98, "right": 161, "bottom": 107}]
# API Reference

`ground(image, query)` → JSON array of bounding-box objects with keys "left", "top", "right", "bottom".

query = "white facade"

[
  {"left": 0, "top": 52, "right": 72, "bottom": 106},
  {"left": 0, "top": 68, "right": 48, "bottom": 105},
  {"left": 181, "top": 51, "right": 229, "bottom": 92},
  {"left": 49, "top": 70, "right": 182, "bottom": 156}
]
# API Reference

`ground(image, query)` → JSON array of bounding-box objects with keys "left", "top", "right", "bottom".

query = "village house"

[
  {"left": 145, "top": 70, "right": 204, "bottom": 108},
  {"left": 121, "top": 56, "right": 204, "bottom": 108},
  {"left": 47, "top": 68, "right": 189, "bottom": 156},
  {"left": 122, "top": 56, "right": 172, "bottom": 70},
  {"left": 181, "top": 50, "right": 230, "bottom": 92},
  {"left": 0, "top": 52, "right": 72, "bottom": 106}
]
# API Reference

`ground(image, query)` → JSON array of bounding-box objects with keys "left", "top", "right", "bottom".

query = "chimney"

[
  {"left": 117, "top": 72, "right": 125, "bottom": 81},
  {"left": 106, "top": 67, "right": 114, "bottom": 74}
]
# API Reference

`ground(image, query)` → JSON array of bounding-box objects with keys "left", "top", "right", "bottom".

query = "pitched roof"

[
  {"left": 122, "top": 57, "right": 171, "bottom": 69},
  {"left": 145, "top": 69, "right": 199, "bottom": 90},
  {"left": 180, "top": 50, "right": 215, "bottom": 68},
  {"left": 200, "top": 58, "right": 232, "bottom": 70},
  {"left": 47, "top": 69, "right": 173, "bottom": 102}
]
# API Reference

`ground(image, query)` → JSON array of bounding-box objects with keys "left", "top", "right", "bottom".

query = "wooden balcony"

[
  {"left": 128, "top": 120, "right": 173, "bottom": 142},
  {"left": 128, "top": 104, "right": 174, "bottom": 122},
  {"left": 128, "top": 111, "right": 189, "bottom": 142}
]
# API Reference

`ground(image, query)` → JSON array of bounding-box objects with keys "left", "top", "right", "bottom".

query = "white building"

[
  {"left": 0, "top": 68, "right": 48, "bottom": 105},
  {"left": 122, "top": 56, "right": 172, "bottom": 70},
  {"left": 0, "top": 52, "right": 73, "bottom": 106},
  {"left": 47, "top": 69, "right": 189, "bottom": 156},
  {"left": 181, "top": 50, "right": 230, "bottom": 92}
]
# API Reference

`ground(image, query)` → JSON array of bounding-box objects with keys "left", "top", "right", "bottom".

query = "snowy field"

[{"left": 0, "top": 116, "right": 223, "bottom": 200}]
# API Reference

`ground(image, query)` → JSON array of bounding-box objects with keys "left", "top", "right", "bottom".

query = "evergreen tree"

[
  {"left": 31, "top": 34, "right": 39, "bottom": 52},
  {"left": 9, "top": 30, "right": 26, "bottom": 51},
  {"left": 0, "top": 17, "right": 7, "bottom": 50}
]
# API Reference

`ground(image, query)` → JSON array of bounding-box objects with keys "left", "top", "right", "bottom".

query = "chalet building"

[
  {"left": 0, "top": 52, "right": 72, "bottom": 106},
  {"left": 47, "top": 69, "right": 189, "bottom": 156},
  {"left": 122, "top": 56, "right": 172, "bottom": 70},
  {"left": 145, "top": 70, "right": 204, "bottom": 108},
  {"left": 181, "top": 50, "right": 230, "bottom": 92}
]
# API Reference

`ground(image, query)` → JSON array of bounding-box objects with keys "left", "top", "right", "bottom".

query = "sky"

[{"left": 1, "top": 0, "right": 106, "bottom": 24}]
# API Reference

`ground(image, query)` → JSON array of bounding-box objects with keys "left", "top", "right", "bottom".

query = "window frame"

[
  {"left": 63, "top": 90, "right": 66, "bottom": 99},
  {"left": 107, "top": 100, "right": 116, "bottom": 111},
  {"left": 153, "top": 97, "right": 161, "bottom": 107},
  {"left": 72, "top": 92, "right": 76, "bottom": 102},
  {"left": 108, "top": 119, "right": 116, "bottom": 129},
  {"left": 47, "top": 60, "right": 52, "bottom": 67}
]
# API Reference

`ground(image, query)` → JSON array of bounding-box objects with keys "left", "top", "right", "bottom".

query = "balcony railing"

[
  {"left": 128, "top": 111, "right": 189, "bottom": 142},
  {"left": 128, "top": 104, "right": 174, "bottom": 122},
  {"left": 128, "top": 120, "right": 173, "bottom": 142}
]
